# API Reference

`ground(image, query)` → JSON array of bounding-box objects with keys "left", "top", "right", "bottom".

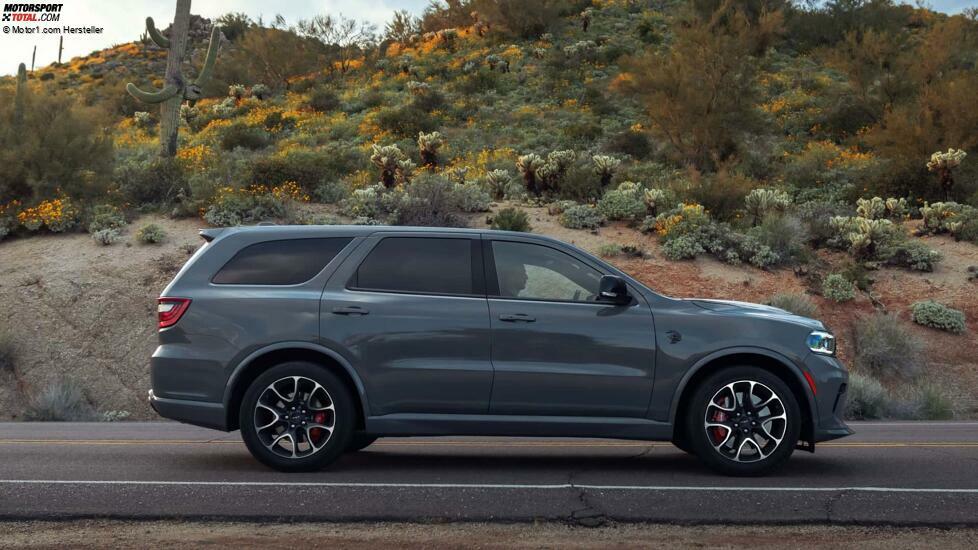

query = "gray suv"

[{"left": 150, "top": 226, "right": 851, "bottom": 476}]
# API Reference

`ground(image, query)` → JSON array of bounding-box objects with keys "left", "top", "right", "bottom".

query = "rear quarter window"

[{"left": 212, "top": 238, "right": 352, "bottom": 285}]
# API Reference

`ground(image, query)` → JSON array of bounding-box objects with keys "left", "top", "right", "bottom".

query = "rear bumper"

[{"left": 148, "top": 390, "right": 230, "bottom": 431}]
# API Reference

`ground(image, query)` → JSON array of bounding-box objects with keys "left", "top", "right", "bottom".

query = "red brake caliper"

[
  {"left": 310, "top": 412, "right": 326, "bottom": 441},
  {"left": 711, "top": 401, "right": 728, "bottom": 443}
]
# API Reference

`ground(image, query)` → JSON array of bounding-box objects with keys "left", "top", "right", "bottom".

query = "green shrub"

[
  {"left": 312, "top": 180, "right": 349, "bottom": 204},
  {"left": 24, "top": 377, "right": 97, "bottom": 421},
  {"left": 453, "top": 183, "right": 491, "bottom": 213},
  {"left": 250, "top": 148, "right": 365, "bottom": 191},
  {"left": 853, "top": 314, "right": 923, "bottom": 379},
  {"left": 91, "top": 228, "right": 121, "bottom": 246},
  {"left": 911, "top": 300, "right": 966, "bottom": 334},
  {"left": 796, "top": 200, "right": 854, "bottom": 246},
  {"left": 87, "top": 204, "right": 127, "bottom": 233},
  {"left": 597, "top": 182, "right": 646, "bottom": 221},
  {"left": 204, "top": 184, "right": 300, "bottom": 227},
  {"left": 822, "top": 273, "right": 856, "bottom": 302},
  {"left": 559, "top": 204, "right": 605, "bottom": 229},
  {"left": 844, "top": 373, "right": 888, "bottom": 420},
  {"left": 375, "top": 105, "right": 438, "bottom": 139},
  {"left": 307, "top": 88, "right": 341, "bottom": 112},
  {"left": 895, "top": 382, "right": 955, "bottom": 420},
  {"left": 392, "top": 174, "right": 466, "bottom": 227},
  {"left": 491, "top": 207, "right": 532, "bottom": 232},
  {"left": 767, "top": 293, "right": 818, "bottom": 318},
  {"left": 220, "top": 122, "right": 271, "bottom": 151},
  {"left": 115, "top": 157, "right": 187, "bottom": 206},
  {"left": 748, "top": 214, "right": 809, "bottom": 265},
  {"left": 136, "top": 223, "right": 166, "bottom": 244},
  {"left": 662, "top": 234, "right": 705, "bottom": 260},
  {"left": 887, "top": 239, "right": 942, "bottom": 272}
]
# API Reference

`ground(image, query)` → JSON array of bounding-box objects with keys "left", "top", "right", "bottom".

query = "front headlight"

[{"left": 807, "top": 331, "right": 836, "bottom": 356}]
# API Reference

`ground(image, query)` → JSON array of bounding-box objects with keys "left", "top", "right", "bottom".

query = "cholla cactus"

[
  {"left": 537, "top": 150, "right": 576, "bottom": 192},
  {"left": 417, "top": 131, "right": 445, "bottom": 167},
  {"left": 251, "top": 83, "right": 271, "bottom": 100},
  {"left": 228, "top": 84, "right": 247, "bottom": 100},
  {"left": 470, "top": 11, "right": 489, "bottom": 37},
  {"left": 581, "top": 7, "right": 593, "bottom": 32},
  {"left": 133, "top": 111, "right": 153, "bottom": 129},
  {"left": 406, "top": 80, "right": 430, "bottom": 96},
  {"left": 485, "top": 169, "right": 513, "bottom": 200},
  {"left": 486, "top": 54, "right": 509, "bottom": 72},
  {"left": 592, "top": 155, "right": 621, "bottom": 187},
  {"left": 745, "top": 188, "right": 791, "bottom": 225},
  {"left": 920, "top": 201, "right": 965, "bottom": 234},
  {"left": 643, "top": 188, "right": 668, "bottom": 216},
  {"left": 563, "top": 40, "right": 597, "bottom": 61},
  {"left": 856, "top": 197, "right": 908, "bottom": 220},
  {"left": 837, "top": 217, "right": 895, "bottom": 259},
  {"left": 396, "top": 158, "right": 416, "bottom": 186},
  {"left": 532, "top": 47, "right": 547, "bottom": 59},
  {"left": 516, "top": 154, "right": 546, "bottom": 196},
  {"left": 371, "top": 144, "right": 410, "bottom": 188},
  {"left": 126, "top": 0, "right": 222, "bottom": 157},
  {"left": 445, "top": 166, "right": 468, "bottom": 185},
  {"left": 180, "top": 104, "right": 199, "bottom": 125},
  {"left": 211, "top": 97, "right": 236, "bottom": 117},
  {"left": 927, "top": 148, "right": 967, "bottom": 200}
]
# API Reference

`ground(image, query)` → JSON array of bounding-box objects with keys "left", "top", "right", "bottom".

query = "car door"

[
  {"left": 321, "top": 233, "right": 492, "bottom": 416},
  {"left": 485, "top": 236, "right": 656, "bottom": 418}
]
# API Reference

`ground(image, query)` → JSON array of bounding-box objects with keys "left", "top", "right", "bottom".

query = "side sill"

[{"left": 364, "top": 413, "right": 672, "bottom": 440}]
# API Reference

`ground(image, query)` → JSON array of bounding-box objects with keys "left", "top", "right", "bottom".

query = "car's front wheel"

[
  {"left": 239, "top": 361, "right": 355, "bottom": 472},
  {"left": 685, "top": 366, "right": 801, "bottom": 476}
]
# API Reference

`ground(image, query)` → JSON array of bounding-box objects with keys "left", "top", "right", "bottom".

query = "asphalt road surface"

[{"left": 1, "top": 421, "right": 977, "bottom": 526}]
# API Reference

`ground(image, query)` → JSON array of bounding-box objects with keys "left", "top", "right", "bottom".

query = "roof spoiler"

[{"left": 199, "top": 228, "right": 226, "bottom": 242}]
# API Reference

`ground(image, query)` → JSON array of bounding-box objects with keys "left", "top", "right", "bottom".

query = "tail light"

[{"left": 158, "top": 297, "right": 191, "bottom": 329}]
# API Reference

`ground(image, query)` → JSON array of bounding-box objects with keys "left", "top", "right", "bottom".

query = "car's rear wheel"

[
  {"left": 685, "top": 366, "right": 801, "bottom": 476},
  {"left": 240, "top": 361, "right": 355, "bottom": 472},
  {"left": 347, "top": 433, "right": 378, "bottom": 452}
]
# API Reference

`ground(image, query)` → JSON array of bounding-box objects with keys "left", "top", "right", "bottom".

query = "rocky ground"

[{"left": 1, "top": 204, "right": 976, "bottom": 419}]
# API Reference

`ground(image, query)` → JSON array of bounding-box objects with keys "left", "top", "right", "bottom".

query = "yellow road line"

[{"left": 0, "top": 439, "right": 977, "bottom": 448}]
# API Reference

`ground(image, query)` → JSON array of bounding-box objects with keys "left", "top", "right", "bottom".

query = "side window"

[
  {"left": 212, "top": 238, "right": 352, "bottom": 285},
  {"left": 491, "top": 241, "right": 602, "bottom": 302},
  {"left": 353, "top": 237, "right": 475, "bottom": 295}
]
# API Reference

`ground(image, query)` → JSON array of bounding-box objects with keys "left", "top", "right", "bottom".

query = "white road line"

[{"left": 1, "top": 480, "right": 978, "bottom": 493}]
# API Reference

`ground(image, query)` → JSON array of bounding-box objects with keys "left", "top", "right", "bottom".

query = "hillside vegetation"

[{"left": 0, "top": 0, "right": 976, "bottom": 420}]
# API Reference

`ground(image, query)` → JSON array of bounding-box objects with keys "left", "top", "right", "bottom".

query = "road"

[{"left": 1, "top": 421, "right": 977, "bottom": 525}]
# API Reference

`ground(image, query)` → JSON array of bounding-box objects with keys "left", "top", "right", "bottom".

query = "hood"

[{"left": 685, "top": 298, "right": 826, "bottom": 330}]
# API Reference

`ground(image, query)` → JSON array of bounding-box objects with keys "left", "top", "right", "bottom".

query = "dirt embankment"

[{"left": 1, "top": 205, "right": 976, "bottom": 419}]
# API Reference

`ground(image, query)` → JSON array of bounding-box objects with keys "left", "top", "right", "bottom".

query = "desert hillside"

[{"left": 1, "top": 0, "right": 977, "bottom": 420}]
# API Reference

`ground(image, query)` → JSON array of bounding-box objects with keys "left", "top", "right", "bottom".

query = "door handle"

[
  {"left": 498, "top": 313, "right": 535, "bottom": 322},
  {"left": 332, "top": 306, "right": 369, "bottom": 315}
]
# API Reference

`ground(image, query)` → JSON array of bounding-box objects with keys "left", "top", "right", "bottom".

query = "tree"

[
  {"left": 622, "top": 5, "right": 780, "bottom": 170},
  {"left": 220, "top": 27, "right": 324, "bottom": 90},
  {"left": 293, "top": 14, "right": 377, "bottom": 74},
  {"left": 384, "top": 10, "right": 421, "bottom": 43}
]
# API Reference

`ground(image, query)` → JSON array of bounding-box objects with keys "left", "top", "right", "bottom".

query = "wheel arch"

[
  {"left": 223, "top": 342, "right": 369, "bottom": 431},
  {"left": 669, "top": 348, "right": 816, "bottom": 448}
]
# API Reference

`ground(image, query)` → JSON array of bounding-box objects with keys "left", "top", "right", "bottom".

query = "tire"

[
  {"left": 671, "top": 430, "right": 693, "bottom": 455},
  {"left": 347, "top": 433, "right": 378, "bottom": 453},
  {"left": 685, "top": 366, "right": 801, "bottom": 476},
  {"left": 239, "top": 361, "right": 356, "bottom": 472}
]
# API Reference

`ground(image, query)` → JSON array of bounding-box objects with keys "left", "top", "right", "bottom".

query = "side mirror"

[{"left": 598, "top": 275, "right": 631, "bottom": 305}]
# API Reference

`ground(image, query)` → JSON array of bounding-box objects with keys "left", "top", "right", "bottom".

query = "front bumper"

[
  {"left": 804, "top": 353, "right": 853, "bottom": 443},
  {"left": 148, "top": 389, "right": 229, "bottom": 431}
]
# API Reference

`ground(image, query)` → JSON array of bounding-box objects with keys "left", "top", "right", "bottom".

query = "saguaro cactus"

[
  {"left": 58, "top": 36, "right": 64, "bottom": 64},
  {"left": 14, "top": 63, "right": 27, "bottom": 125},
  {"left": 126, "top": 0, "right": 221, "bottom": 157}
]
